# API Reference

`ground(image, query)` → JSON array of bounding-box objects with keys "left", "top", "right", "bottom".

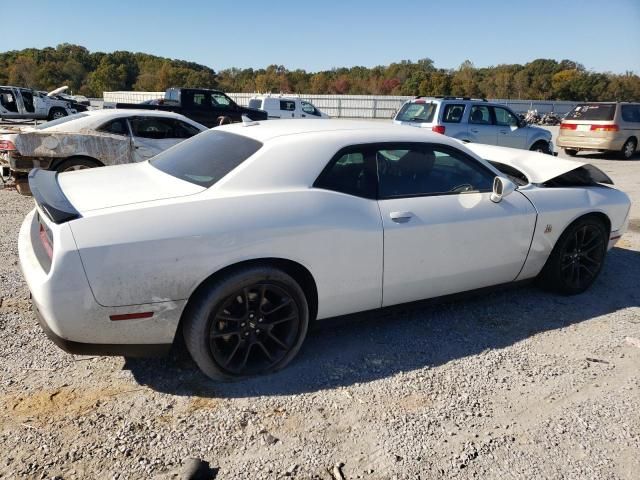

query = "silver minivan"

[{"left": 393, "top": 97, "right": 554, "bottom": 153}]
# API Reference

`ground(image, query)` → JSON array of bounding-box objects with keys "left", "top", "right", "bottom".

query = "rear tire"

[
  {"left": 620, "top": 138, "right": 637, "bottom": 160},
  {"left": 564, "top": 148, "right": 578, "bottom": 156},
  {"left": 536, "top": 216, "right": 608, "bottom": 295},
  {"left": 54, "top": 157, "right": 102, "bottom": 173},
  {"left": 183, "top": 266, "right": 309, "bottom": 381}
]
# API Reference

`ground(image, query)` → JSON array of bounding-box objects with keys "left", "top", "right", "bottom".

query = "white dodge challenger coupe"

[{"left": 19, "top": 120, "right": 631, "bottom": 380}]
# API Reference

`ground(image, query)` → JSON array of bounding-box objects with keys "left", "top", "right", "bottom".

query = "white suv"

[{"left": 393, "top": 97, "right": 553, "bottom": 154}]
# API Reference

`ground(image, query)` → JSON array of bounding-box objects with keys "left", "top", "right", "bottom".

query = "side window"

[
  {"left": 377, "top": 145, "right": 494, "bottom": 198},
  {"left": 20, "top": 90, "right": 35, "bottom": 112},
  {"left": 97, "top": 118, "right": 129, "bottom": 136},
  {"left": 621, "top": 105, "right": 640, "bottom": 123},
  {"left": 211, "top": 93, "right": 232, "bottom": 109},
  {"left": 248, "top": 99, "right": 262, "bottom": 109},
  {"left": 442, "top": 104, "right": 465, "bottom": 123},
  {"left": 302, "top": 101, "right": 320, "bottom": 116},
  {"left": 280, "top": 100, "right": 296, "bottom": 111},
  {"left": 129, "top": 117, "right": 184, "bottom": 139},
  {"left": 0, "top": 88, "right": 18, "bottom": 112},
  {"left": 314, "top": 149, "right": 376, "bottom": 199},
  {"left": 493, "top": 107, "right": 518, "bottom": 127},
  {"left": 174, "top": 120, "right": 202, "bottom": 138},
  {"left": 469, "top": 105, "right": 493, "bottom": 125},
  {"left": 191, "top": 93, "right": 208, "bottom": 108}
]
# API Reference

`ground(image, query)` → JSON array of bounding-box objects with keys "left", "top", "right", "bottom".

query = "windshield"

[
  {"left": 395, "top": 102, "right": 437, "bottom": 123},
  {"left": 35, "top": 113, "right": 89, "bottom": 130},
  {"left": 151, "top": 130, "right": 262, "bottom": 187},
  {"left": 566, "top": 104, "right": 616, "bottom": 121}
]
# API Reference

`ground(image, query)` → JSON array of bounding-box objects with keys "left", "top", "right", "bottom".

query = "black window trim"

[
  {"left": 313, "top": 142, "right": 497, "bottom": 201},
  {"left": 96, "top": 117, "right": 132, "bottom": 137},
  {"left": 469, "top": 104, "right": 495, "bottom": 125}
]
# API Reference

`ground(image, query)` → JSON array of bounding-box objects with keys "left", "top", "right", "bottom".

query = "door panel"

[
  {"left": 379, "top": 192, "right": 536, "bottom": 306},
  {"left": 494, "top": 106, "right": 527, "bottom": 149},
  {"left": 375, "top": 142, "right": 536, "bottom": 307},
  {"left": 468, "top": 105, "right": 497, "bottom": 145}
]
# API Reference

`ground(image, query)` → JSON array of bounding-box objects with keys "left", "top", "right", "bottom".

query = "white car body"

[
  {"left": 248, "top": 95, "right": 329, "bottom": 119},
  {"left": 19, "top": 120, "right": 630, "bottom": 361}
]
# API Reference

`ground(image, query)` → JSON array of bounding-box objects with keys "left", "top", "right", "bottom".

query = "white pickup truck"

[{"left": 0, "top": 86, "right": 76, "bottom": 121}]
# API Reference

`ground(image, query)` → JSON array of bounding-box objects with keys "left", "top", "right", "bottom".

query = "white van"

[{"left": 247, "top": 95, "right": 329, "bottom": 119}]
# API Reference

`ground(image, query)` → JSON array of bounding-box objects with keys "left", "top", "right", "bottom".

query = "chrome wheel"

[
  {"left": 622, "top": 139, "right": 636, "bottom": 160},
  {"left": 208, "top": 282, "right": 301, "bottom": 376}
]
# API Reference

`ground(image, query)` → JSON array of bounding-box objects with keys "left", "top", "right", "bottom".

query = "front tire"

[
  {"left": 48, "top": 108, "right": 67, "bottom": 121},
  {"left": 530, "top": 141, "right": 551, "bottom": 154},
  {"left": 183, "top": 266, "right": 309, "bottom": 380},
  {"left": 620, "top": 138, "right": 637, "bottom": 160},
  {"left": 537, "top": 216, "right": 608, "bottom": 295}
]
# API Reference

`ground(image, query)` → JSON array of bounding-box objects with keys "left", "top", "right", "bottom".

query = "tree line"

[{"left": 1, "top": 44, "right": 638, "bottom": 101}]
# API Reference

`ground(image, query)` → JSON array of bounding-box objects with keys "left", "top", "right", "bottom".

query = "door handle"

[
  {"left": 390, "top": 211, "right": 413, "bottom": 223},
  {"left": 499, "top": 130, "right": 508, "bottom": 134},
  {"left": 470, "top": 129, "right": 479, "bottom": 133}
]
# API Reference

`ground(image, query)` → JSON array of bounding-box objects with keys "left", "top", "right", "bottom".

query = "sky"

[{"left": 1, "top": 0, "right": 639, "bottom": 74}]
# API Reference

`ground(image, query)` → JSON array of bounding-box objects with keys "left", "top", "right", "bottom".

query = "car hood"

[
  {"left": 57, "top": 162, "right": 205, "bottom": 213},
  {"left": 47, "top": 86, "right": 69, "bottom": 97},
  {"left": 463, "top": 143, "right": 612, "bottom": 184}
]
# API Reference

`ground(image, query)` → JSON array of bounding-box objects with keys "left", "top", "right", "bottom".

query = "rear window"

[
  {"left": 248, "top": 99, "right": 262, "bottom": 109},
  {"left": 566, "top": 104, "right": 616, "bottom": 121},
  {"left": 151, "top": 130, "right": 262, "bottom": 187},
  {"left": 395, "top": 101, "right": 437, "bottom": 123}
]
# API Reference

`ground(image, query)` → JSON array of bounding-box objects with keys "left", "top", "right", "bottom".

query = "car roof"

[
  {"left": 215, "top": 118, "right": 463, "bottom": 144},
  {"left": 37, "top": 109, "right": 206, "bottom": 133}
]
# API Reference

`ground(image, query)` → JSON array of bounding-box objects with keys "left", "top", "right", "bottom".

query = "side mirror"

[{"left": 490, "top": 176, "right": 516, "bottom": 203}]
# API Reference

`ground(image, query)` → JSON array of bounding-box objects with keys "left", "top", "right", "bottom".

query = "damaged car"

[
  {"left": 1, "top": 109, "right": 207, "bottom": 194},
  {"left": 0, "top": 85, "right": 76, "bottom": 121},
  {"left": 18, "top": 120, "right": 630, "bottom": 380}
]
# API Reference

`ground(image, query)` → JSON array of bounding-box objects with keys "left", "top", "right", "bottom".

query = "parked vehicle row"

[
  {"left": 19, "top": 119, "right": 630, "bottom": 380},
  {"left": 393, "top": 97, "right": 554, "bottom": 154},
  {"left": 114, "top": 88, "right": 268, "bottom": 128}
]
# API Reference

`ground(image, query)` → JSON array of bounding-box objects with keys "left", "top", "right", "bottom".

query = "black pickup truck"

[{"left": 115, "top": 88, "right": 267, "bottom": 128}]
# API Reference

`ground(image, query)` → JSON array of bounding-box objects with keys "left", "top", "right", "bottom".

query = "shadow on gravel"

[{"left": 124, "top": 246, "right": 640, "bottom": 398}]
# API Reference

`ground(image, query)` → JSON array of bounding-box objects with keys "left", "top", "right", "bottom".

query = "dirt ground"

[{"left": 0, "top": 133, "right": 639, "bottom": 479}]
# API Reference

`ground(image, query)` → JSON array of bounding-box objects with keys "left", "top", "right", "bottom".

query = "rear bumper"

[
  {"left": 19, "top": 209, "right": 184, "bottom": 356},
  {"left": 556, "top": 134, "right": 624, "bottom": 151},
  {"left": 32, "top": 299, "right": 171, "bottom": 357}
]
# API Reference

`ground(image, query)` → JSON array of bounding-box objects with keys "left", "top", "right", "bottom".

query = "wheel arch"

[
  {"left": 179, "top": 257, "right": 319, "bottom": 331},
  {"left": 551, "top": 211, "right": 611, "bottom": 252}
]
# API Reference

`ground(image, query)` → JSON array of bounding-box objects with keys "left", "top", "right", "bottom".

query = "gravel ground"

[{"left": 1, "top": 139, "right": 639, "bottom": 479}]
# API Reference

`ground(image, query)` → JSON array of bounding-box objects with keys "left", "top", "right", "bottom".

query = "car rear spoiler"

[{"left": 28, "top": 169, "right": 81, "bottom": 224}]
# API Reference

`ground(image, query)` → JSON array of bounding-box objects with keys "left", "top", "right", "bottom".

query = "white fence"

[{"left": 103, "top": 91, "right": 579, "bottom": 118}]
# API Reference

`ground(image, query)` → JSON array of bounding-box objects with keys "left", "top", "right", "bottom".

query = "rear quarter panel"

[{"left": 69, "top": 190, "right": 384, "bottom": 319}]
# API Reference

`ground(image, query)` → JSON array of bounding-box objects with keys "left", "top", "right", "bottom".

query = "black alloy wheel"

[
  {"left": 208, "top": 283, "right": 301, "bottom": 376},
  {"left": 559, "top": 224, "right": 606, "bottom": 291},
  {"left": 538, "top": 217, "right": 608, "bottom": 295}
]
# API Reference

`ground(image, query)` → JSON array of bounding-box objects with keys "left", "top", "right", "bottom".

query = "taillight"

[
  {"left": 39, "top": 224, "right": 53, "bottom": 259},
  {"left": 432, "top": 125, "right": 446, "bottom": 134},
  {"left": 0, "top": 140, "right": 16, "bottom": 151},
  {"left": 560, "top": 123, "right": 577, "bottom": 130},
  {"left": 590, "top": 124, "right": 619, "bottom": 132}
]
